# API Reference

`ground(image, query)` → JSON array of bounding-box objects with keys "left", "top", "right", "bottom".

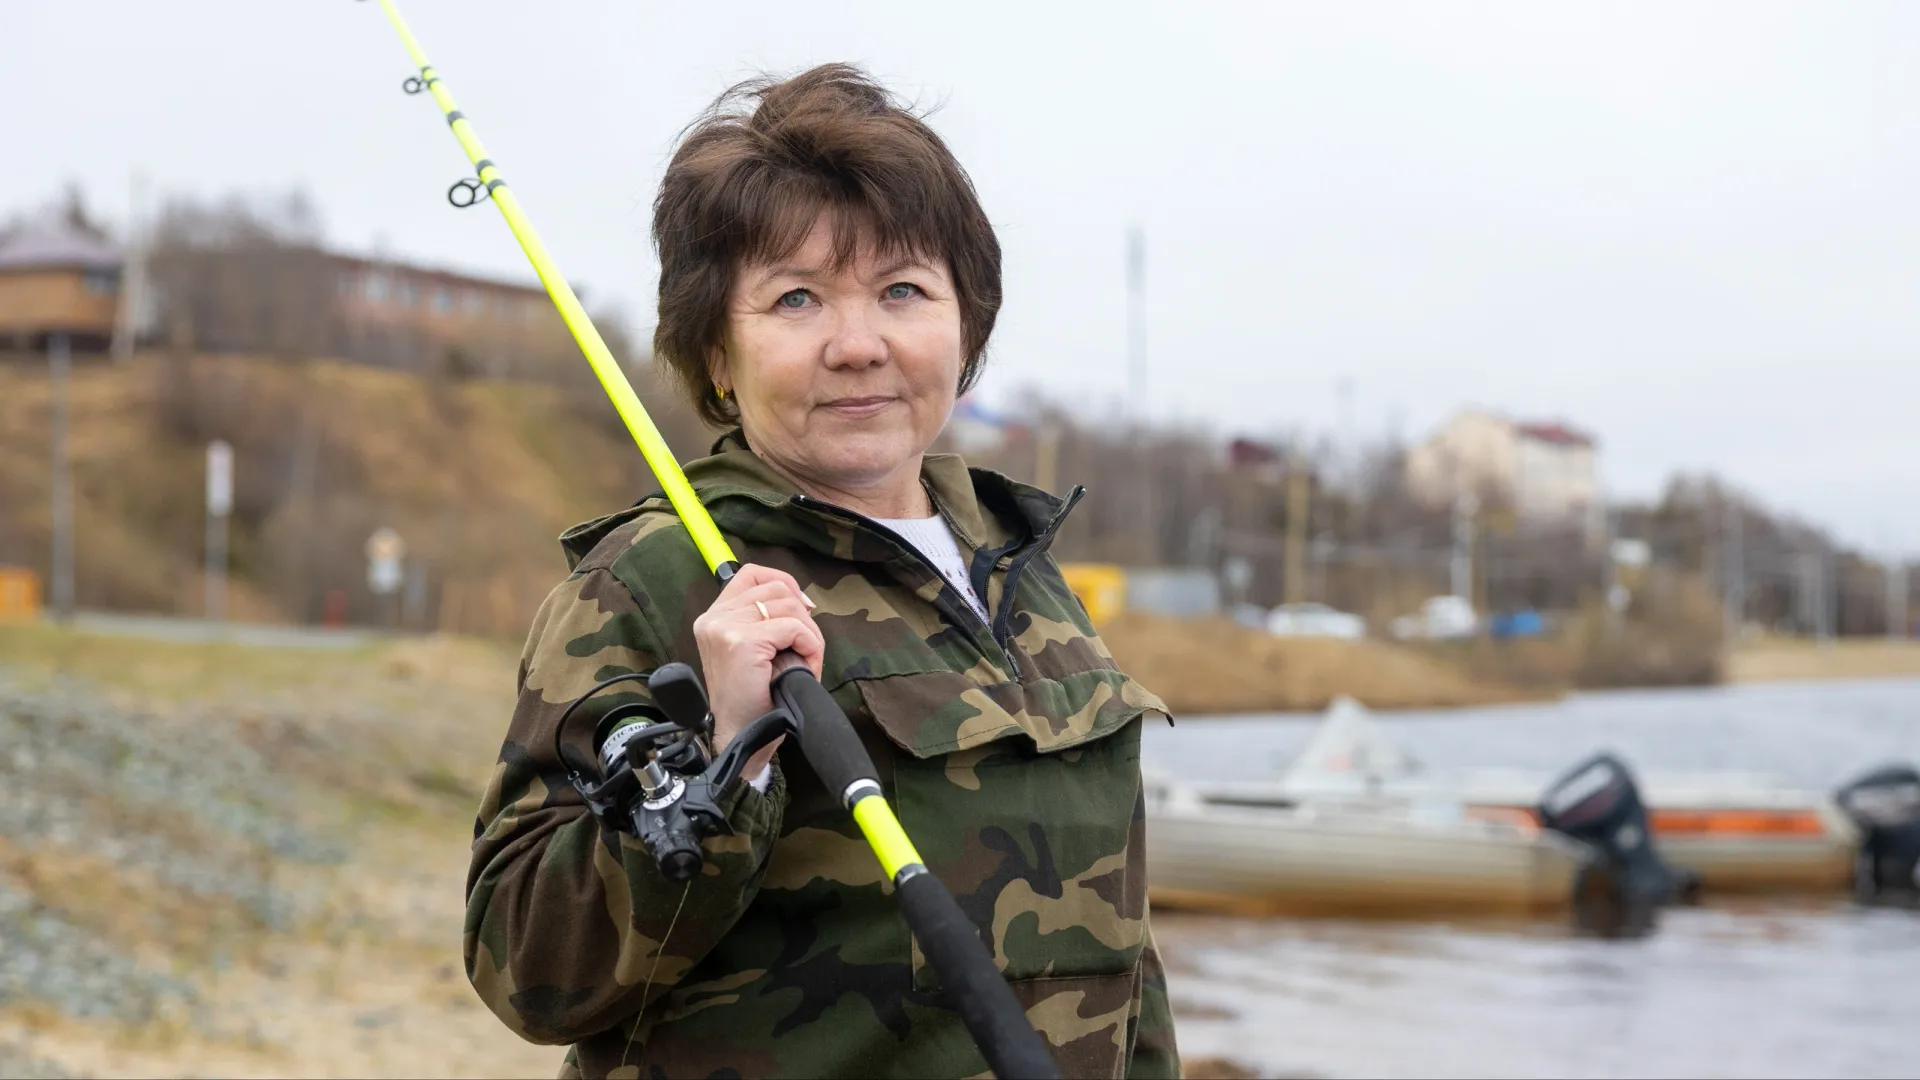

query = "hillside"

[
  {"left": 0, "top": 351, "right": 1562, "bottom": 714},
  {"left": 0, "top": 351, "right": 707, "bottom": 634}
]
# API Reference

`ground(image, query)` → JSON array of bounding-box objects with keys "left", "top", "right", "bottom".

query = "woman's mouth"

[{"left": 820, "top": 396, "right": 896, "bottom": 419}]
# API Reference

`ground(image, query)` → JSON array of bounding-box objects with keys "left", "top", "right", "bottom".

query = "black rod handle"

[
  {"left": 769, "top": 654, "right": 1060, "bottom": 1079},
  {"left": 772, "top": 651, "right": 879, "bottom": 801},
  {"left": 894, "top": 868, "right": 1061, "bottom": 1079}
]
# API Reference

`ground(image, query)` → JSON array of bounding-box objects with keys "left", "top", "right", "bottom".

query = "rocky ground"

[
  {"left": 0, "top": 623, "right": 559, "bottom": 1078},
  {"left": 0, "top": 621, "right": 1264, "bottom": 1078}
]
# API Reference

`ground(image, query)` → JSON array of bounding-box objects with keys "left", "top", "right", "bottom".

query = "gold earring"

[{"left": 714, "top": 384, "right": 728, "bottom": 402}]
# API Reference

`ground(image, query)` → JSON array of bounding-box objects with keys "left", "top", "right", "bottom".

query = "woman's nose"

[{"left": 822, "top": 304, "right": 888, "bottom": 369}]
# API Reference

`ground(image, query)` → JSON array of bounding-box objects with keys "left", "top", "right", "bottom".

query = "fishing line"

[{"left": 624, "top": 879, "right": 694, "bottom": 1070}]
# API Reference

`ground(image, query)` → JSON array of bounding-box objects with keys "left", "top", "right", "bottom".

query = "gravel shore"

[{"left": 0, "top": 627, "right": 561, "bottom": 1077}]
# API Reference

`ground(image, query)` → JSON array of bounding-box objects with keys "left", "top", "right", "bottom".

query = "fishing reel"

[{"left": 556, "top": 662, "right": 794, "bottom": 882}]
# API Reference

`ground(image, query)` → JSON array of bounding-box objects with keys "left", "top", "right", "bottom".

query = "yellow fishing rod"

[{"left": 357, "top": 3, "right": 1058, "bottom": 1077}]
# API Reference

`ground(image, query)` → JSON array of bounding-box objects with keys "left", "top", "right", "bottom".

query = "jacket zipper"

[
  {"left": 793, "top": 489, "right": 1085, "bottom": 682},
  {"left": 988, "top": 486, "right": 1085, "bottom": 656},
  {"left": 787, "top": 495, "right": 1013, "bottom": 672}
]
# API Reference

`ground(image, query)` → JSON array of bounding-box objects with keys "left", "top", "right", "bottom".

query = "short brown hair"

[{"left": 651, "top": 63, "right": 1002, "bottom": 427}]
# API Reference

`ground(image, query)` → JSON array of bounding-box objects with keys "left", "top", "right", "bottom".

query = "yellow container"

[
  {"left": 1059, "top": 562, "right": 1127, "bottom": 626},
  {"left": 0, "top": 567, "right": 41, "bottom": 621}
]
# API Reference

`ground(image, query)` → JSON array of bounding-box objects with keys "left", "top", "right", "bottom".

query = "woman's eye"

[
  {"left": 777, "top": 289, "right": 812, "bottom": 309},
  {"left": 885, "top": 282, "right": 920, "bottom": 301}
]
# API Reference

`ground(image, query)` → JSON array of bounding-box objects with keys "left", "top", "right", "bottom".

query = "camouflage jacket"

[{"left": 465, "top": 432, "right": 1180, "bottom": 1079}]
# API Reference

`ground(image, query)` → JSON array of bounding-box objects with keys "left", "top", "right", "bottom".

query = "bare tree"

[{"left": 146, "top": 190, "right": 336, "bottom": 362}]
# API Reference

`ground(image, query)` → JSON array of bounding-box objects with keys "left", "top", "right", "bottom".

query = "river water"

[{"left": 1141, "top": 677, "right": 1920, "bottom": 1079}]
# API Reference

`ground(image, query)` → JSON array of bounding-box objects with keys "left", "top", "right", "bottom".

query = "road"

[{"left": 47, "top": 610, "right": 379, "bottom": 650}]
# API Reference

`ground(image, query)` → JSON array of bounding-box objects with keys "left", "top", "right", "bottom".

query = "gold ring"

[{"left": 754, "top": 600, "right": 771, "bottom": 621}]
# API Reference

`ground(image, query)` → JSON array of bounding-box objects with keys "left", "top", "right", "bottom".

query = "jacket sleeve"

[
  {"left": 463, "top": 566, "right": 787, "bottom": 1046},
  {"left": 1128, "top": 917, "right": 1183, "bottom": 1079}
]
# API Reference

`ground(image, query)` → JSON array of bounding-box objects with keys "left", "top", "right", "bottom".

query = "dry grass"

[
  {"left": 1100, "top": 611, "right": 1546, "bottom": 714},
  {"left": 1729, "top": 636, "right": 1920, "bottom": 684},
  {"left": 0, "top": 352, "right": 680, "bottom": 635}
]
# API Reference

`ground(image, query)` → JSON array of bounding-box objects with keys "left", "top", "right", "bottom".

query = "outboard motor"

[
  {"left": 1538, "top": 752, "right": 1690, "bottom": 939},
  {"left": 1835, "top": 764, "right": 1920, "bottom": 907}
]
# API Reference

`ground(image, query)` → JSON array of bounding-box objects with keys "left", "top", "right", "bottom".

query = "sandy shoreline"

[{"left": 1727, "top": 638, "right": 1920, "bottom": 685}]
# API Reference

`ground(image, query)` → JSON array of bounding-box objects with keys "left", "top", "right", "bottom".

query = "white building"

[{"left": 1405, "top": 410, "right": 1599, "bottom": 525}]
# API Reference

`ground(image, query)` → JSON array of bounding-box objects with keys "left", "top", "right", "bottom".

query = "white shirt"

[{"left": 874, "top": 514, "right": 991, "bottom": 623}]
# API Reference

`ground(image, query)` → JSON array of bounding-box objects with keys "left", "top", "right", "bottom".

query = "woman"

[{"left": 466, "top": 64, "right": 1179, "bottom": 1080}]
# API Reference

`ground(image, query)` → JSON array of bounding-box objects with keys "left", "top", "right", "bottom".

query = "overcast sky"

[{"left": 7, "top": 1, "right": 1917, "bottom": 550}]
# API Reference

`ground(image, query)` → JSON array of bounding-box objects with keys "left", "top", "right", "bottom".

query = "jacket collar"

[{"left": 560, "top": 429, "right": 1073, "bottom": 569}]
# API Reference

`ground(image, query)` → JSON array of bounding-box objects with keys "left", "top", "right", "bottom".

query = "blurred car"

[
  {"left": 1265, "top": 602, "right": 1367, "bottom": 640},
  {"left": 1231, "top": 603, "right": 1271, "bottom": 630},
  {"left": 1489, "top": 609, "right": 1547, "bottom": 639},
  {"left": 1391, "top": 595, "right": 1478, "bottom": 640}
]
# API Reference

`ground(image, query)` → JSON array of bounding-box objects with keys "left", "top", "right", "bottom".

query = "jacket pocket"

[
  {"left": 1008, "top": 967, "right": 1143, "bottom": 1080},
  {"left": 853, "top": 671, "right": 1156, "bottom": 991},
  {"left": 855, "top": 665, "right": 1166, "bottom": 757}
]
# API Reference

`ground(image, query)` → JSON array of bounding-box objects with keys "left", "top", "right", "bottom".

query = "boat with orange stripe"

[
  {"left": 1461, "top": 778, "right": 1857, "bottom": 893},
  {"left": 1184, "top": 698, "right": 1873, "bottom": 901}
]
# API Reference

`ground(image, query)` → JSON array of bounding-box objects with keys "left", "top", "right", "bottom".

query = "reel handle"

[{"left": 649, "top": 662, "right": 713, "bottom": 737}]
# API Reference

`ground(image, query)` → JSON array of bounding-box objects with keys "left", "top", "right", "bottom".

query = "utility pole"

[
  {"left": 1283, "top": 439, "right": 1310, "bottom": 605},
  {"left": 1451, "top": 490, "right": 1478, "bottom": 602},
  {"left": 1186, "top": 506, "right": 1221, "bottom": 570},
  {"left": 1822, "top": 551, "right": 1836, "bottom": 646},
  {"left": 1795, "top": 550, "right": 1812, "bottom": 638},
  {"left": 48, "top": 334, "right": 75, "bottom": 622},
  {"left": 112, "top": 170, "right": 149, "bottom": 365},
  {"left": 1722, "top": 495, "right": 1744, "bottom": 645},
  {"left": 1123, "top": 226, "right": 1155, "bottom": 563},
  {"left": 1827, "top": 549, "right": 1843, "bottom": 641},
  {"left": 205, "top": 440, "right": 233, "bottom": 620},
  {"left": 1126, "top": 225, "right": 1146, "bottom": 422},
  {"left": 1891, "top": 557, "right": 1909, "bottom": 641},
  {"left": 1336, "top": 377, "right": 1356, "bottom": 492},
  {"left": 1798, "top": 550, "right": 1831, "bottom": 644},
  {"left": 1033, "top": 420, "right": 1061, "bottom": 496}
]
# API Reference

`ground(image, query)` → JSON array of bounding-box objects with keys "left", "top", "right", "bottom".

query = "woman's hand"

[{"left": 692, "top": 563, "right": 824, "bottom": 780}]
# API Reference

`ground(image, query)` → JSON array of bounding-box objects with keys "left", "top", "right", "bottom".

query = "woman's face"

[{"left": 717, "top": 215, "right": 963, "bottom": 507}]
